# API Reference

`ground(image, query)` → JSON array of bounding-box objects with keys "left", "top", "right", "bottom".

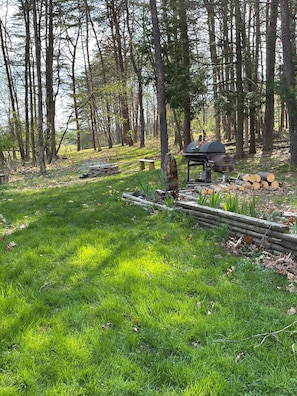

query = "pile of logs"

[
  {"left": 237, "top": 171, "right": 279, "bottom": 190},
  {"left": 88, "top": 163, "right": 121, "bottom": 177},
  {"left": 197, "top": 171, "right": 280, "bottom": 195}
]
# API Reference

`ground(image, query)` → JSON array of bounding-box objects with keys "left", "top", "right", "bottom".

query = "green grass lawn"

[{"left": 1, "top": 145, "right": 297, "bottom": 395}]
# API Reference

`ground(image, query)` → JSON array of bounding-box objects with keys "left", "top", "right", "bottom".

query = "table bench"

[{"left": 139, "top": 159, "right": 156, "bottom": 171}]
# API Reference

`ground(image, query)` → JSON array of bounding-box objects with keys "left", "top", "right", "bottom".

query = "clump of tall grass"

[
  {"left": 209, "top": 190, "right": 221, "bottom": 208},
  {"left": 198, "top": 192, "right": 257, "bottom": 217},
  {"left": 137, "top": 176, "right": 155, "bottom": 199}
]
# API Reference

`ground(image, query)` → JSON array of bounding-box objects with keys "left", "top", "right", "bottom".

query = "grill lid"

[{"left": 185, "top": 141, "right": 225, "bottom": 154}]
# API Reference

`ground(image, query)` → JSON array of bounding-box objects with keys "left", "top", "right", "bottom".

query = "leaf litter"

[{"left": 225, "top": 234, "right": 297, "bottom": 282}]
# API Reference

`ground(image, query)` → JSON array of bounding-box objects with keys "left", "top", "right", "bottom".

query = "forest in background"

[{"left": 0, "top": 0, "right": 296, "bottom": 174}]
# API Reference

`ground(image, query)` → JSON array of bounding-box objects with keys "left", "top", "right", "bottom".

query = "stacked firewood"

[
  {"left": 237, "top": 172, "right": 279, "bottom": 190},
  {"left": 195, "top": 171, "right": 280, "bottom": 195}
]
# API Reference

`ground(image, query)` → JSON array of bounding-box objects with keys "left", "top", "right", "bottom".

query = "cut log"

[
  {"left": 252, "top": 181, "right": 261, "bottom": 190},
  {"left": 243, "top": 181, "right": 252, "bottom": 189},
  {"left": 233, "top": 179, "right": 245, "bottom": 186},
  {"left": 282, "top": 212, "right": 297, "bottom": 218},
  {"left": 213, "top": 185, "right": 224, "bottom": 193},
  {"left": 239, "top": 173, "right": 260, "bottom": 183},
  {"left": 122, "top": 192, "right": 174, "bottom": 211},
  {"left": 238, "top": 173, "right": 252, "bottom": 182},
  {"left": 258, "top": 172, "right": 275, "bottom": 183},
  {"left": 176, "top": 201, "right": 290, "bottom": 232},
  {"left": 269, "top": 180, "right": 279, "bottom": 190},
  {"left": 252, "top": 174, "right": 261, "bottom": 183},
  {"left": 261, "top": 180, "right": 269, "bottom": 189}
]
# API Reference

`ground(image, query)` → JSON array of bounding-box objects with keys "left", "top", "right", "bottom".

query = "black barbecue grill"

[{"left": 183, "top": 141, "right": 235, "bottom": 182}]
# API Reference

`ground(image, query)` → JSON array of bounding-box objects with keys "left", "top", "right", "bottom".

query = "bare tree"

[
  {"left": 66, "top": 26, "right": 82, "bottom": 151},
  {"left": 32, "top": 0, "right": 46, "bottom": 175},
  {"left": 106, "top": 0, "right": 132, "bottom": 146},
  {"left": 126, "top": 0, "right": 146, "bottom": 148},
  {"left": 82, "top": 1, "right": 101, "bottom": 151},
  {"left": 150, "top": 0, "right": 168, "bottom": 170},
  {"left": 45, "top": 0, "right": 57, "bottom": 162},
  {"left": 0, "top": 18, "right": 25, "bottom": 162}
]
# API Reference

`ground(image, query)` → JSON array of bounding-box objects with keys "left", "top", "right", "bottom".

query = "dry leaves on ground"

[
  {"left": 287, "top": 307, "right": 297, "bottom": 316},
  {"left": 225, "top": 235, "right": 297, "bottom": 284},
  {"left": 7, "top": 241, "right": 17, "bottom": 250},
  {"left": 207, "top": 301, "right": 215, "bottom": 315},
  {"left": 261, "top": 253, "right": 297, "bottom": 278}
]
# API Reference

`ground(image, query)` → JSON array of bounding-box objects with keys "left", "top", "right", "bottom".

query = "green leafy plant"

[
  {"left": 222, "top": 193, "right": 257, "bottom": 217},
  {"left": 198, "top": 192, "right": 208, "bottom": 206},
  {"left": 137, "top": 176, "right": 154, "bottom": 199},
  {"left": 157, "top": 170, "right": 168, "bottom": 191},
  {"left": 222, "top": 193, "right": 239, "bottom": 213},
  {"left": 249, "top": 195, "right": 257, "bottom": 217},
  {"left": 209, "top": 190, "right": 221, "bottom": 208},
  {"left": 222, "top": 195, "right": 230, "bottom": 212},
  {"left": 240, "top": 199, "right": 248, "bottom": 215},
  {"left": 163, "top": 195, "right": 176, "bottom": 207},
  {"left": 231, "top": 193, "right": 239, "bottom": 213},
  {"left": 209, "top": 223, "right": 230, "bottom": 241}
]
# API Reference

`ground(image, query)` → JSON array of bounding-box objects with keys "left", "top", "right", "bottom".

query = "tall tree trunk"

[
  {"left": 150, "top": 0, "right": 168, "bottom": 170},
  {"left": 249, "top": 0, "right": 261, "bottom": 154},
  {"left": 280, "top": 0, "right": 297, "bottom": 164},
  {"left": 263, "top": 0, "right": 279, "bottom": 155},
  {"left": 126, "top": 0, "right": 145, "bottom": 148},
  {"left": 32, "top": 0, "right": 46, "bottom": 175},
  {"left": 30, "top": 48, "right": 37, "bottom": 165},
  {"left": 179, "top": 1, "right": 191, "bottom": 148},
  {"left": 235, "top": 1, "right": 244, "bottom": 159},
  {"left": 98, "top": 47, "right": 113, "bottom": 149},
  {"left": 107, "top": 0, "right": 132, "bottom": 146},
  {"left": 0, "top": 19, "right": 25, "bottom": 162},
  {"left": 46, "top": 0, "right": 57, "bottom": 163},
  {"left": 83, "top": 1, "right": 101, "bottom": 151},
  {"left": 88, "top": 12, "right": 113, "bottom": 149},
  {"left": 221, "top": 0, "right": 233, "bottom": 141},
  {"left": 21, "top": 0, "right": 31, "bottom": 161},
  {"left": 69, "top": 31, "right": 82, "bottom": 151},
  {"left": 203, "top": 0, "right": 221, "bottom": 140}
]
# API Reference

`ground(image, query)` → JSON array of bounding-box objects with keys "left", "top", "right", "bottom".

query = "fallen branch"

[
  {"left": 254, "top": 321, "right": 297, "bottom": 348},
  {"left": 213, "top": 320, "right": 297, "bottom": 347}
]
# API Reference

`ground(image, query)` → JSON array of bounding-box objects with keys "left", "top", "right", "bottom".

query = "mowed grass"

[{"left": 1, "top": 146, "right": 297, "bottom": 395}]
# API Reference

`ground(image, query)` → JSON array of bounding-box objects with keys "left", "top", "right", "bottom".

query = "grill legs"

[{"left": 186, "top": 160, "right": 213, "bottom": 183}]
